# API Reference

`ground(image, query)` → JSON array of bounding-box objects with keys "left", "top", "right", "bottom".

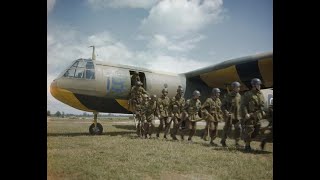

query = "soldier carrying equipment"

[
  {"left": 221, "top": 81, "right": 242, "bottom": 147},
  {"left": 201, "top": 88, "right": 223, "bottom": 146},
  {"left": 240, "top": 78, "right": 266, "bottom": 151}
]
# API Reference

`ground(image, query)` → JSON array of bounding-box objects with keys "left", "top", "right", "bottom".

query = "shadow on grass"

[
  {"left": 47, "top": 131, "right": 136, "bottom": 137},
  {"left": 112, "top": 125, "right": 136, "bottom": 131},
  {"left": 47, "top": 132, "right": 90, "bottom": 137}
]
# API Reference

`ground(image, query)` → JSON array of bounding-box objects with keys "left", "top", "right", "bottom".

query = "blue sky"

[{"left": 47, "top": 0, "right": 272, "bottom": 114}]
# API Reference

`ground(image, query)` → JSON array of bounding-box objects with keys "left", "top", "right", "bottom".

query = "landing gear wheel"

[{"left": 89, "top": 123, "right": 103, "bottom": 135}]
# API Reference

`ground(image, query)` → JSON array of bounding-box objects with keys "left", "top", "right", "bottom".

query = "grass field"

[{"left": 47, "top": 117, "right": 273, "bottom": 180}]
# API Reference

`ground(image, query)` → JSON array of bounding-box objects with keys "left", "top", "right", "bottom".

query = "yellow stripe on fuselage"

[
  {"left": 258, "top": 58, "right": 273, "bottom": 87},
  {"left": 115, "top": 99, "right": 133, "bottom": 112},
  {"left": 50, "top": 83, "right": 94, "bottom": 112},
  {"left": 199, "top": 65, "right": 248, "bottom": 90}
]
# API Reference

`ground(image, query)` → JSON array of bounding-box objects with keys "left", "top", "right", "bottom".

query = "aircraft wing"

[{"left": 182, "top": 52, "right": 273, "bottom": 91}]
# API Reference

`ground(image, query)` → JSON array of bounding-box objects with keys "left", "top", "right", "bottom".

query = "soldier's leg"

[
  {"left": 221, "top": 120, "right": 231, "bottom": 146},
  {"left": 136, "top": 115, "right": 141, "bottom": 137},
  {"left": 144, "top": 121, "right": 149, "bottom": 138},
  {"left": 171, "top": 117, "right": 179, "bottom": 140},
  {"left": 251, "top": 122, "right": 261, "bottom": 139},
  {"left": 147, "top": 121, "right": 153, "bottom": 138},
  {"left": 210, "top": 122, "right": 218, "bottom": 142},
  {"left": 260, "top": 126, "right": 272, "bottom": 150},
  {"left": 202, "top": 121, "right": 209, "bottom": 141},
  {"left": 157, "top": 118, "right": 164, "bottom": 137},
  {"left": 163, "top": 117, "right": 171, "bottom": 138},
  {"left": 136, "top": 122, "right": 141, "bottom": 137},
  {"left": 243, "top": 119, "right": 255, "bottom": 151},
  {"left": 234, "top": 121, "right": 241, "bottom": 146},
  {"left": 188, "top": 122, "right": 196, "bottom": 141}
]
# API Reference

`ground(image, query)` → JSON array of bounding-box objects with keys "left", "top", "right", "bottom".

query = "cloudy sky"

[{"left": 47, "top": 0, "right": 273, "bottom": 114}]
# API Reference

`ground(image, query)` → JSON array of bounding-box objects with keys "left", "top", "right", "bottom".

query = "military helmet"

[
  {"left": 177, "top": 85, "right": 184, "bottom": 93},
  {"left": 162, "top": 88, "right": 168, "bottom": 94},
  {"left": 151, "top": 95, "right": 157, "bottom": 101},
  {"left": 251, "top": 78, "right": 262, "bottom": 85},
  {"left": 193, "top": 90, "right": 201, "bottom": 97},
  {"left": 231, "top": 81, "right": 241, "bottom": 88},
  {"left": 212, "top": 88, "right": 220, "bottom": 94},
  {"left": 133, "top": 71, "right": 139, "bottom": 75}
]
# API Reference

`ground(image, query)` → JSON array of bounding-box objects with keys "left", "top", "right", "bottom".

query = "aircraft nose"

[{"left": 50, "top": 79, "right": 58, "bottom": 96}]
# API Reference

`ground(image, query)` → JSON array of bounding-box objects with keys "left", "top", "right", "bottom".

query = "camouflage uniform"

[
  {"left": 129, "top": 81, "right": 147, "bottom": 112},
  {"left": 131, "top": 72, "right": 140, "bottom": 86},
  {"left": 183, "top": 91, "right": 202, "bottom": 141},
  {"left": 221, "top": 91, "right": 242, "bottom": 146},
  {"left": 260, "top": 103, "right": 273, "bottom": 150},
  {"left": 201, "top": 96, "right": 223, "bottom": 144},
  {"left": 169, "top": 88, "right": 185, "bottom": 140},
  {"left": 143, "top": 95, "right": 157, "bottom": 139},
  {"left": 156, "top": 89, "right": 171, "bottom": 138},
  {"left": 135, "top": 98, "right": 145, "bottom": 137},
  {"left": 241, "top": 86, "right": 265, "bottom": 150}
]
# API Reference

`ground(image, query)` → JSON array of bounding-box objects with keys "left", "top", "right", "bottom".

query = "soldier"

[
  {"left": 182, "top": 90, "right": 202, "bottom": 142},
  {"left": 135, "top": 96, "right": 145, "bottom": 137},
  {"left": 156, "top": 87, "right": 171, "bottom": 139},
  {"left": 240, "top": 78, "right": 266, "bottom": 151},
  {"left": 170, "top": 86, "right": 185, "bottom": 140},
  {"left": 128, "top": 81, "right": 148, "bottom": 112},
  {"left": 131, "top": 71, "right": 140, "bottom": 87},
  {"left": 260, "top": 99, "right": 273, "bottom": 150},
  {"left": 143, "top": 95, "right": 158, "bottom": 139},
  {"left": 201, "top": 88, "right": 223, "bottom": 146},
  {"left": 220, "top": 81, "right": 242, "bottom": 147}
]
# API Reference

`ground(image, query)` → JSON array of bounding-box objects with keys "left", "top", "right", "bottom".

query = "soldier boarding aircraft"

[{"left": 50, "top": 46, "right": 273, "bottom": 135}]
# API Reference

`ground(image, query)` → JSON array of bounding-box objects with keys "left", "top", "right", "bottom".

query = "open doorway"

[{"left": 129, "top": 70, "right": 147, "bottom": 90}]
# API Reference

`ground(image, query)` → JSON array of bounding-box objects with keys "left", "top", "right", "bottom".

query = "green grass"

[{"left": 47, "top": 118, "right": 273, "bottom": 180}]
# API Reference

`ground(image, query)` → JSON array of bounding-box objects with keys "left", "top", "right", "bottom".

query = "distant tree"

[
  {"left": 47, "top": 110, "right": 51, "bottom": 116},
  {"left": 62, "top": 112, "right": 65, "bottom": 118},
  {"left": 55, "top": 111, "right": 61, "bottom": 117},
  {"left": 83, "top": 112, "right": 88, "bottom": 117}
]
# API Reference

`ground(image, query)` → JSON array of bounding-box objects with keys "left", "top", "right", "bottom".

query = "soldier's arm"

[
  {"left": 201, "top": 98, "right": 209, "bottom": 110},
  {"left": 221, "top": 96, "right": 229, "bottom": 114},
  {"left": 240, "top": 93, "right": 249, "bottom": 117},
  {"left": 142, "top": 88, "right": 148, "bottom": 95}
]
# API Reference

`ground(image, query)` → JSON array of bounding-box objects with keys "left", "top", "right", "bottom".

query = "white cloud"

[
  {"left": 47, "top": 0, "right": 56, "bottom": 15},
  {"left": 140, "top": 0, "right": 224, "bottom": 36},
  {"left": 87, "top": 0, "right": 158, "bottom": 9},
  {"left": 147, "top": 34, "right": 205, "bottom": 52}
]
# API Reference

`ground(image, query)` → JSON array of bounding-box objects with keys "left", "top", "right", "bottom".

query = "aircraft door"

[{"left": 129, "top": 71, "right": 146, "bottom": 90}]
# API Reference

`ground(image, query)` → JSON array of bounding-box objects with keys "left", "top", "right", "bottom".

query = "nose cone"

[
  {"left": 50, "top": 80, "right": 58, "bottom": 98},
  {"left": 49, "top": 78, "right": 94, "bottom": 112},
  {"left": 50, "top": 79, "right": 66, "bottom": 103}
]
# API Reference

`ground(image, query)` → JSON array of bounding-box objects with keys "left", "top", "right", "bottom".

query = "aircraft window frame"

[
  {"left": 64, "top": 68, "right": 76, "bottom": 78},
  {"left": 72, "top": 61, "right": 79, "bottom": 68},
  {"left": 62, "top": 59, "right": 95, "bottom": 80},
  {"left": 75, "top": 68, "right": 85, "bottom": 79}
]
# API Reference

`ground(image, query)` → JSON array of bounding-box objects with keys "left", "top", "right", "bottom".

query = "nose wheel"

[
  {"left": 89, "top": 112, "right": 104, "bottom": 135},
  {"left": 89, "top": 123, "right": 103, "bottom": 135}
]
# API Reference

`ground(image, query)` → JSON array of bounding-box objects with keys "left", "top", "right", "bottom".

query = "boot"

[
  {"left": 220, "top": 140, "right": 227, "bottom": 147},
  {"left": 260, "top": 140, "right": 266, "bottom": 150},
  {"left": 245, "top": 145, "right": 252, "bottom": 151},
  {"left": 210, "top": 141, "right": 217, "bottom": 146}
]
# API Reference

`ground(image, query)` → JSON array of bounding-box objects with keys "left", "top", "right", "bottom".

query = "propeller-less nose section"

[{"left": 50, "top": 78, "right": 103, "bottom": 135}]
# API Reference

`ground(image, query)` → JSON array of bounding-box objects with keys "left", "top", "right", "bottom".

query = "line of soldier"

[{"left": 128, "top": 78, "right": 273, "bottom": 151}]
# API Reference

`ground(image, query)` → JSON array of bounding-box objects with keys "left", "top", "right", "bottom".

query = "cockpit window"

[{"left": 63, "top": 59, "right": 95, "bottom": 79}]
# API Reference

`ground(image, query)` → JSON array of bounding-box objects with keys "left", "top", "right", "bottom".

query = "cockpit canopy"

[{"left": 62, "top": 59, "right": 95, "bottom": 80}]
